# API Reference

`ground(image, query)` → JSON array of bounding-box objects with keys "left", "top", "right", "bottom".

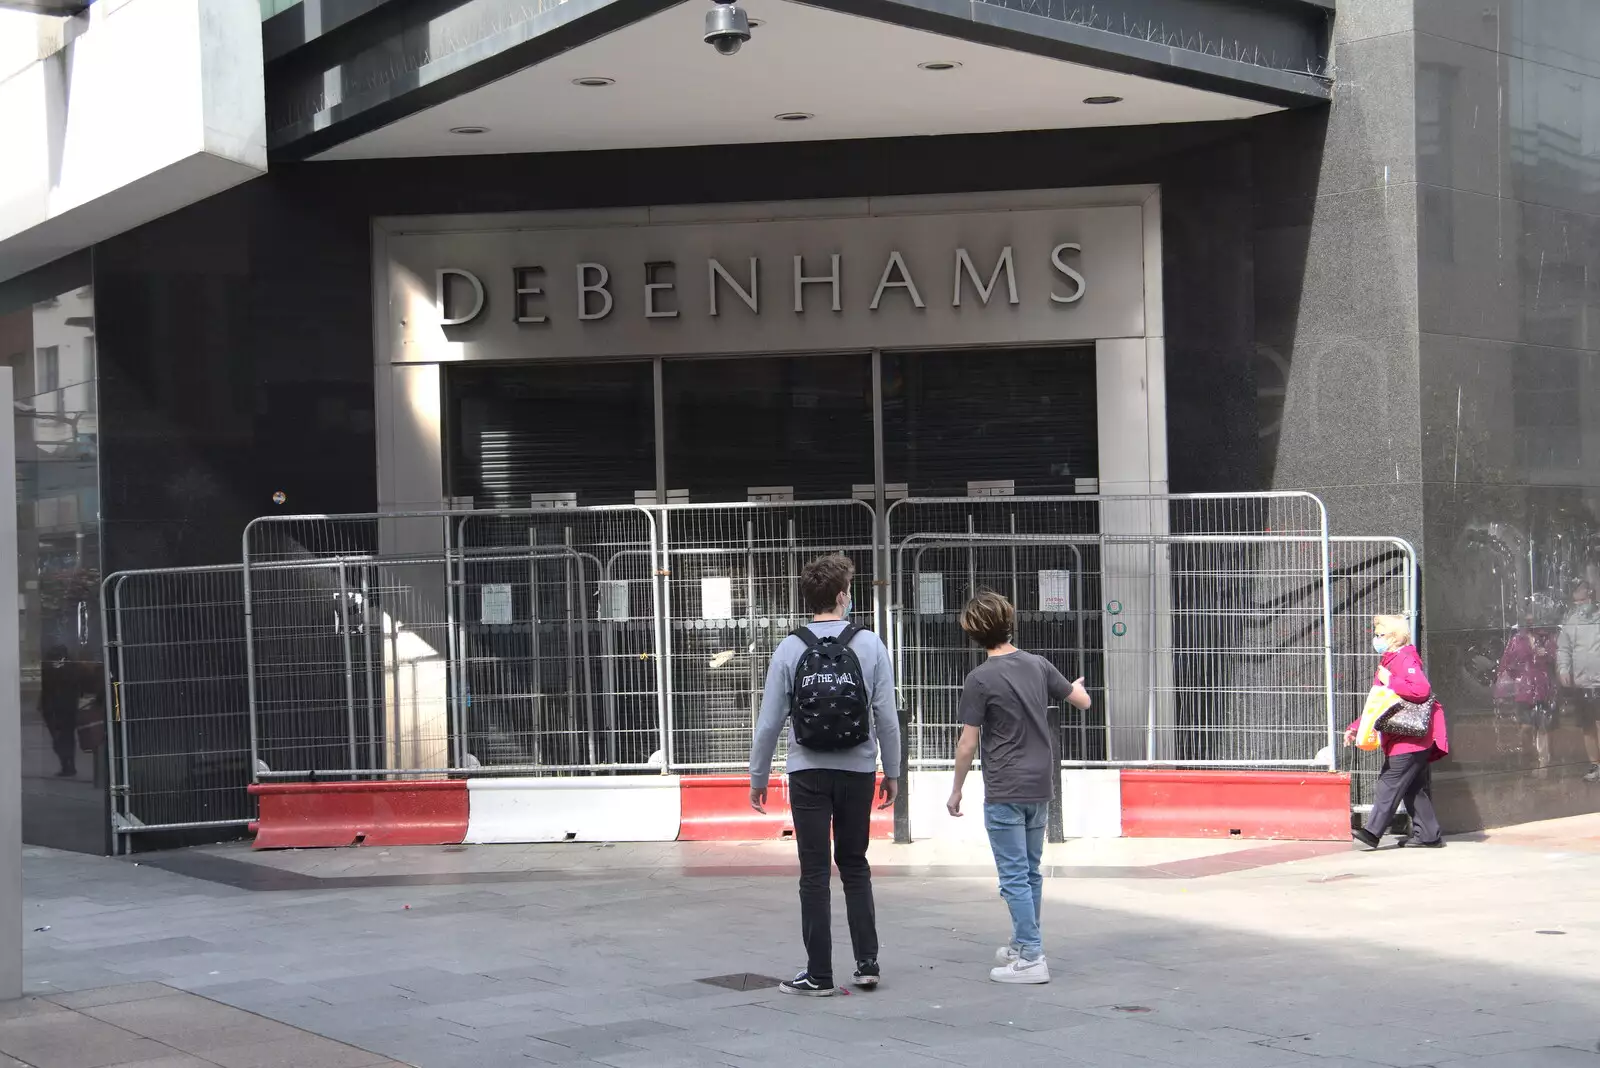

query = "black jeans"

[
  {"left": 1364, "top": 750, "right": 1442, "bottom": 844},
  {"left": 789, "top": 769, "right": 878, "bottom": 983}
]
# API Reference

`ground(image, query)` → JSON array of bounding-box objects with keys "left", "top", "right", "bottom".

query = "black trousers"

[
  {"left": 1364, "top": 750, "right": 1442, "bottom": 843},
  {"left": 789, "top": 769, "right": 878, "bottom": 983},
  {"left": 43, "top": 709, "right": 76, "bottom": 774}
]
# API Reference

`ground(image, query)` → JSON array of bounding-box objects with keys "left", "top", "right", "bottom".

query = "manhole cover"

[
  {"left": 1112, "top": 1005, "right": 1152, "bottom": 1014},
  {"left": 697, "top": 973, "right": 782, "bottom": 991}
]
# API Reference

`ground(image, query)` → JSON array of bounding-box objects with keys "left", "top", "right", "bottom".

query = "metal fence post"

[
  {"left": 337, "top": 561, "right": 358, "bottom": 773},
  {"left": 240, "top": 522, "right": 261, "bottom": 781},
  {"left": 894, "top": 705, "right": 911, "bottom": 844}
]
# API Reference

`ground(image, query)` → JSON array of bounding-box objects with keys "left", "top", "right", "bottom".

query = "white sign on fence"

[
  {"left": 598, "top": 580, "right": 630, "bottom": 621},
  {"left": 701, "top": 577, "right": 733, "bottom": 620},
  {"left": 916, "top": 573, "right": 945, "bottom": 616},
  {"left": 480, "top": 583, "right": 513, "bottom": 625},
  {"left": 1039, "top": 570, "right": 1072, "bottom": 612}
]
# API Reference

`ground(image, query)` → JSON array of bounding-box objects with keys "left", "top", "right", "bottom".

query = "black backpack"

[{"left": 789, "top": 623, "right": 872, "bottom": 751}]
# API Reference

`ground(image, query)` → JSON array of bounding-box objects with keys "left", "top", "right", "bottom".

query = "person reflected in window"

[
  {"left": 1557, "top": 579, "right": 1600, "bottom": 783},
  {"left": 40, "top": 645, "right": 82, "bottom": 778},
  {"left": 1495, "top": 609, "right": 1558, "bottom": 769}
]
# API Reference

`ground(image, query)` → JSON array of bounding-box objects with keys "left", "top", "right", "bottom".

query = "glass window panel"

[
  {"left": 661, "top": 353, "right": 872, "bottom": 503},
  {"left": 448, "top": 360, "right": 656, "bottom": 508},
  {"left": 2, "top": 281, "right": 103, "bottom": 853},
  {"left": 882, "top": 347, "right": 1098, "bottom": 496}
]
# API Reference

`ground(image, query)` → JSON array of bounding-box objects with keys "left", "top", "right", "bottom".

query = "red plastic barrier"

[
  {"left": 677, "top": 775, "right": 894, "bottom": 842},
  {"left": 249, "top": 780, "right": 469, "bottom": 849},
  {"left": 1119, "top": 769, "right": 1352, "bottom": 841}
]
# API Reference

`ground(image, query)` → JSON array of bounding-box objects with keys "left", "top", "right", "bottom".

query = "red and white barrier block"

[{"left": 250, "top": 769, "right": 1350, "bottom": 849}]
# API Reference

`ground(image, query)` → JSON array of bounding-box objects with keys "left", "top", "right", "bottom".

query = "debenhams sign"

[{"left": 385, "top": 203, "right": 1146, "bottom": 362}]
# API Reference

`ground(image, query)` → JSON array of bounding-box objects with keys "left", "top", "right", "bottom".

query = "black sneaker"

[
  {"left": 1352, "top": 828, "right": 1380, "bottom": 851},
  {"left": 852, "top": 960, "right": 880, "bottom": 989},
  {"left": 1400, "top": 837, "right": 1445, "bottom": 848},
  {"left": 779, "top": 971, "right": 836, "bottom": 997}
]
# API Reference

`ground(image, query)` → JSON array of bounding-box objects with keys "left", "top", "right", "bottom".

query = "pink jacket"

[
  {"left": 1347, "top": 645, "right": 1450, "bottom": 760},
  {"left": 1495, "top": 629, "right": 1557, "bottom": 705}
]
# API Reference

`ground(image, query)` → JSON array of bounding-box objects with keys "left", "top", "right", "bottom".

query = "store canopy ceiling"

[{"left": 265, "top": 0, "right": 1333, "bottom": 162}]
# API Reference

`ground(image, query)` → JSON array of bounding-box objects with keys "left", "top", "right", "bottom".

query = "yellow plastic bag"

[{"left": 1356, "top": 685, "right": 1401, "bottom": 750}]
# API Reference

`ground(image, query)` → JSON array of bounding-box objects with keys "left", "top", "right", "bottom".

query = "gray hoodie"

[
  {"left": 1558, "top": 605, "right": 1600, "bottom": 687},
  {"left": 748, "top": 620, "right": 902, "bottom": 789}
]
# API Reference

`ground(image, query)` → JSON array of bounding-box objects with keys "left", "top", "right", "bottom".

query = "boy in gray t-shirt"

[{"left": 948, "top": 591, "right": 1090, "bottom": 985}]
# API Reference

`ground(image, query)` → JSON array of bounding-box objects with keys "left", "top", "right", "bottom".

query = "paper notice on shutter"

[
  {"left": 480, "top": 583, "right": 513, "bottom": 625},
  {"left": 1039, "top": 570, "right": 1071, "bottom": 612},
  {"left": 701, "top": 576, "right": 733, "bottom": 620},
  {"left": 915, "top": 573, "right": 944, "bottom": 615}
]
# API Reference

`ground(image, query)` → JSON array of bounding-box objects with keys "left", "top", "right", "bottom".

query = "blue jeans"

[{"left": 983, "top": 801, "right": 1047, "bottom": 960}]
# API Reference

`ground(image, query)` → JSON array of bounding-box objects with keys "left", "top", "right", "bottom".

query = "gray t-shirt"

[{"left": 959, "top": 650, "right": 1071, "bottom": 804}]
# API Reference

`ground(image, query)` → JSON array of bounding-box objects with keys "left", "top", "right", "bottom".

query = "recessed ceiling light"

[
  {"left": 1083, "top": 95, "right": 1123, "bottom": 105},
  {"left": 449, "top": 125, "right": 490, "bottom": 135},
  {"left": 572, "top": 76, "right": 615, "bottom": 87},
  {"left": 748, "top": 17, "right": 764, "bottom": 27},
  {"left": 918, "top": 60, "right": 962, "bottom": 71},
  {"left": 774, "top": 112, "right": 813, "bottom": 122}
]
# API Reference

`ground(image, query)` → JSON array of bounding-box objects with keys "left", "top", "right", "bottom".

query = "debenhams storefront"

[{"left": 51, "top": 0, "right": 1591, "bottom": 851}]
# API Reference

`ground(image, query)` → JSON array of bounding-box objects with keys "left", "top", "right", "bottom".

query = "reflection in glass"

[{"left": 2, "top": 283, "right": 103, "bottom": 853}]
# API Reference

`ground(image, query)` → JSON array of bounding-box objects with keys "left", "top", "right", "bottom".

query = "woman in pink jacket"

[{"left": 1344, "top": 614, "right": 1450, "bottom": 850}]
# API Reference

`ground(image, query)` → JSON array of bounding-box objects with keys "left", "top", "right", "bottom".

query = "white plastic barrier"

[
  {"left": 464, "top": 776, "right": 682, "bottom": 844},
  {"left": 1060, "top": 769, "right": 1122, "bottom": 838},
  {"left": 907, "top": 770, "right": 989, "bottom": 842}
]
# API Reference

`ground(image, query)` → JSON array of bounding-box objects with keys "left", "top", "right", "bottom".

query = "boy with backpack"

[
  {"left": 749, "top": 552, "right": 901, "bottom": 997},
  {"left": 947, "top": 591, "right": 1091, "bottom": 984}
]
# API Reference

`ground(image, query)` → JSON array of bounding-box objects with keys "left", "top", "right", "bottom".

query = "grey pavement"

[
  {"left": 0, "top": 982, "right": 411, "bottom": 1068},
  {"left": 17, "top": 819, "right": 1600, "bottom": 1068}
]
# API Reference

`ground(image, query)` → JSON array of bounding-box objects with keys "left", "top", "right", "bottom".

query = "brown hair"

[
  {"left": 961, "top": 590, "right": 1015, "bottom": 649},
  {"left": 801, "top": 553, "right": 855, "bottom": 614}
]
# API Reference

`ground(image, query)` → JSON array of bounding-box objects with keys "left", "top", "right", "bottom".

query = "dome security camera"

[{"left": 705, "top": 2, "right": 751, "bottom": 55}]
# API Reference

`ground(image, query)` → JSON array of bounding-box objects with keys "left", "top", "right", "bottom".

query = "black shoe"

[
  {"left": 1401, "top": 837, "right": 1445, "bottom": 848},
  {"left": 852, "top": 960, "right": 880, "bottom": 989},
  {"left": 779, "top": 971, "right": 836, "bottom": 997},
  {"left": 1352, "top": 828, "right": 1380, "bottom": 851},
  {"left": 54, "top": 767, "right": 76, "bottom": 778}
]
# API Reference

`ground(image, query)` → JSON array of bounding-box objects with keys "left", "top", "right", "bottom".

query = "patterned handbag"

[{"left": 1376, "top": 696, "right": 1432, "bottom": 738}]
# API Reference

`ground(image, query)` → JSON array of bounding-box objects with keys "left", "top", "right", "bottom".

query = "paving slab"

[{"left": 16, "top": 819, "right": 1600, "bottom": 1067}]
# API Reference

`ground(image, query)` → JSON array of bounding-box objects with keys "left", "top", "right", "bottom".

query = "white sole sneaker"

[
  {"left": 994, "top": 945, "right": 1020, "bottom": 966},
  {"left": 991, "top": 957, "right": 1050, "bottom": 984}
]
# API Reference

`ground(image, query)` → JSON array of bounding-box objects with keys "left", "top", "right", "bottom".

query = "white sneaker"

[
  {"left": 990, "top": 956, "right": 1049, "bottom": 984},
  {"left": 994, "top": 945, "right": 1020, "bottom": 965}
]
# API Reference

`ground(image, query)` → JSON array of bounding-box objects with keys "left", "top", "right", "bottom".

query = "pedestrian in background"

[
  {"left": 1346, "top": 615, "right": 1449, "bottom": 850},
  {"left": 948, "top": 591, "right": 1091, "bottom": 984}
]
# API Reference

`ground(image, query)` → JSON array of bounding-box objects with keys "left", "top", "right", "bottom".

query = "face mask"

[
  {"left": 1373, "top": 635, "right": 1390, "bottom": 654},
  {"left": 842, "top": 595, "right": 853, "bottom": 617}
]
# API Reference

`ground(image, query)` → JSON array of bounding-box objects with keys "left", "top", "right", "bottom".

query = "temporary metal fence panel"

[
  {"left": 455, "top": 508, "right": 660, "bottom": 774},
  {"left": 102, "top": 494, "right": 1370, "bottom": 840},
  {"left": 1329, "top": 536, "right": 1420, "bottom": 807},
  {"left": 887, "top": 493, "right": 1334, "bottom": 771},
  {"left": 649, "top": 500, "right": 879, "bottom": 772},
  {"left": 241, "top": 508, "right": 659, "bottom": 780},
  {"left": 101, "top": 566, "right": 254, "bottom": 852}
]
